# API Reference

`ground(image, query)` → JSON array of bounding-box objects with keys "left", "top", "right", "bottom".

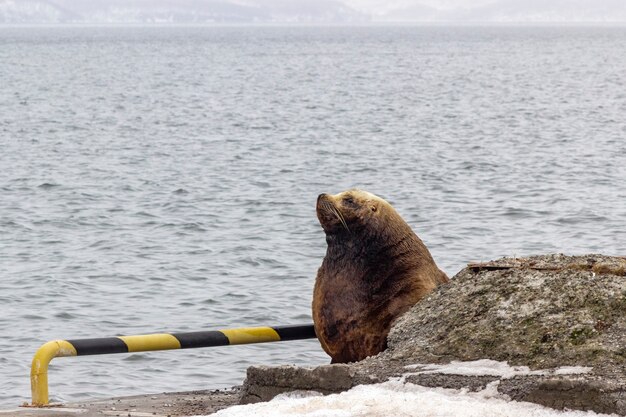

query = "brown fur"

[{"left": 312, "top": 189, "right": 448, "bottom": 363}]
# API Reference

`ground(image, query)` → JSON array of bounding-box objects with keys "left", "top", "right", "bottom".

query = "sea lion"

[{"left": 312, "top": 189, "right": 448, "bottom": 363}]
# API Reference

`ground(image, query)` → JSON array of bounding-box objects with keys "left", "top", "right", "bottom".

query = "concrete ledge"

[
  {"left": 1, "top": 389, "right": 239, "bottom": 417},
  {"left": 241, "top": 364, "right": 354, "bottom": 404},
  {"left": 239, "top": 363, "right": 626, "bottom": 415},
  {"left": 500, "top": 377, "right": 626, "bottom": 414}
]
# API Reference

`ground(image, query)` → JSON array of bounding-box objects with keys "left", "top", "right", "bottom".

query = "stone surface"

[
  {"left": 239, "top": 254, "right": 626, "bottom": 414},
  {"left": 3, "top": 388, "right": 239, "bottom": 417},
  {"left": 386, "top": 253, "right": 626, "bottom": 370},
  {"left": 241, "top": 364, "right": 354, "bottom": 404},
  {"left": 498, "top": 376, "right": 626, "bottom": 414}
]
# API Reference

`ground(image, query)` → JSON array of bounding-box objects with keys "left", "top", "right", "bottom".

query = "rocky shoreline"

[
  {"left": 6, "top": 254, "right": 625, "bottom": 416},
  {"left": 240, "top": 254, "right": 626, "bottom": 415}
]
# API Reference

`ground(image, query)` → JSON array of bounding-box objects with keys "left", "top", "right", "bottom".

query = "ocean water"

[{"left": 0, "top": 25, "right": 625, "bottom": 407}]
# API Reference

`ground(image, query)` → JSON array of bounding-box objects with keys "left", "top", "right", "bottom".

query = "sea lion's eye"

[{"left": 343, "top": 197, "right": 355, "bottom": 205}]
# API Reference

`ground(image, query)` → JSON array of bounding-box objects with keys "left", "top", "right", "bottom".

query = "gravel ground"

[{"left": 3, "top": 388, "right": 240, "bottom": 417}]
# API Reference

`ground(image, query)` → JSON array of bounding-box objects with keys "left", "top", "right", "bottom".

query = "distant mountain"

[
  {"left": 377, "top": 0, "right": 626, "bottom": 22},
  {"left": 254, "top": 0, "right": 367, "bottom": 23},
  {"left": 0, "top": 0, "right": 369, "bottom": 24},
  {"left": 2, "top": 0, "right": 626, "bottom": 24},
  {"left": 455, "top": 0, "right": 626, "bottom": 22},
  {"left": 374, "top": 3, "right": 439, "bottom": 22},
  {"left": 0, "top": 0, "right": 74, "bottom": 23}
]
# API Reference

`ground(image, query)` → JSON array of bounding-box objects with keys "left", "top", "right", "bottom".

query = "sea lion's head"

[{"left": 316, "top": 189, "right": 409, "bottom": 241}]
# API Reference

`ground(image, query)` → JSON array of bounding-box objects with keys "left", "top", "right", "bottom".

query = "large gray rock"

[
  {"left": 386, "top": 253, "right": 626, "bottom": 370},
  {"left": 240, "top": 254, "right": 626, "bottom": 414}
]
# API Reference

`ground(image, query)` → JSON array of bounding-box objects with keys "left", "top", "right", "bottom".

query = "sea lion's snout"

[
  {"left": 316, "top": 193, "right": 334, "bottom": 229},
  {"left": 316, "top": 193, "right": 349, "bottom": 234},
  {"left": 316, "top": 193, "right": 330, "bottom": 215}
]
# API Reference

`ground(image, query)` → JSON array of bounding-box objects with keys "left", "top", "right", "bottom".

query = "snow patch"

[
  {"left": 404, "top": 359, "right": 592, "bottom": 378},
  {"left": 553, "top": 366, "right": 594, "bottom": 375},
  {"left": 200, "top": 378, "right": 614, "bottom": 417}
]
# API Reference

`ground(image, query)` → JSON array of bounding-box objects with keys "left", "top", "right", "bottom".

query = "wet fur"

[{"left": 312, "top": 189, "right": 448, "bottom": 363}]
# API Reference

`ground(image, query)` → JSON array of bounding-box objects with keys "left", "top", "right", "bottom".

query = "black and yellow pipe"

[{"left": 30, "top": 324, "right": 316, "bottom": 406}]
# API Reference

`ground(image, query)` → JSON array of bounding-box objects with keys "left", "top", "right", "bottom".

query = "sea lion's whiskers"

[
  {"left": 332, "top": 207, "right": 350, "bottom": 233},
  {"left": 321, "top": 200, "right": 350, "bottom": 233}
]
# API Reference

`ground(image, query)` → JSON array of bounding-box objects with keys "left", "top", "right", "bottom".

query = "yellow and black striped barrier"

[{"left": 30, "top": 324, "right": 316, "bottom": 406}]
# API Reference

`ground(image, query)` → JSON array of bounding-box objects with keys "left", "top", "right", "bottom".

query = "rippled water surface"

[{"left": 1, "top": 26, "right": 625, "bottom": 406}]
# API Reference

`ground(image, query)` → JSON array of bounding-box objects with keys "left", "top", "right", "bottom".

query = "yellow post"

[{"left": 30, "top": 340, "right": 77, "bottom": 406}]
